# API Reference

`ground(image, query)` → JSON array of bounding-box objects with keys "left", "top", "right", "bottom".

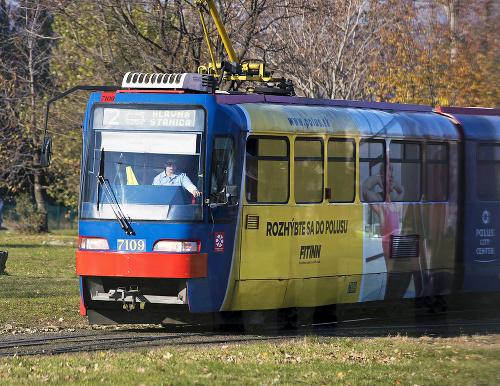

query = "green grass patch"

[
  {"left": 1, "top": 231, "right": 499, "bottom": 384},
  {"left": 1, "top": 335, "right": 499, "bottom": 384},
  {"left": 0, "top": 230, "right": 85, "bottom": 328}
]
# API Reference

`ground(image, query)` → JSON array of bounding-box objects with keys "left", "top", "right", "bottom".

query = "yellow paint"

[
  {"left": 222, "top": 104, "right": 366, "bottom": 311},
  {"left": 240, "top": 103, "right": 360, "bottom": 134},
  {"left": 229, "top": 279, "right": 288, "bottom": 311},
  {"left": 221, "top": 103, "right": 460, "bottom": 310},
  {"left": 339, "top": 275, "right": 363, "bottom": 303},
  {"left": 197, "top": 0, "right": 238, "bottom": 63},
  {"left": 283, "top": 277, "right": 344, "bottom": 308},
  {"left": 225, "top": 204, "right": 364, "bottom": 310}
]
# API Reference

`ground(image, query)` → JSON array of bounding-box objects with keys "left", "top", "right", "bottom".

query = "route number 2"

[{"left": 117, "top": 239, "right": 146, "bottom": 251}]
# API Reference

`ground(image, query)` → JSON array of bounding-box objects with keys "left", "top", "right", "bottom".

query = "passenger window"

[
  {"left": 360, "top": 140, "right": 385, "bottom": 202},
  {"left": 295, "top": 138, "right": 323, "bottom": 203},
  {"left": 390, "top": 141, "right": 421, "bottom": 202},
  {"left": 477, "top": 144, "right": 500, "bottom": 201},
  {"left": 246, "top": 137, "right": 289, "bottom": 203},
  {"left": 210, "top": 135, "right": 234, "bottom": 202},
  {"left": 327, "top": 139, "right": 355, "bottom": 202},
  {"left": 425, "top": 143, "right": 448, "bottom": 202}
]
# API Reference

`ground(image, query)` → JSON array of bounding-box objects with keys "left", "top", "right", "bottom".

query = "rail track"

[
  {"left": 0, "top": 329, "right": 287, "bottom": 357},
  {"left": 1, "top": 304, "right": 499, "bottom": 358}
]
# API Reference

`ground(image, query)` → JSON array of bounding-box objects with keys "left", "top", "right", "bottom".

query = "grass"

[
  {"left": 0, "top": 229, "right": 499, "bottom": 384},
  {"left": 0, "top": 229, "right": 86, "bottom": 329},
  {"left": 0, "top": 335, "right": 499, "bottom": 384}
]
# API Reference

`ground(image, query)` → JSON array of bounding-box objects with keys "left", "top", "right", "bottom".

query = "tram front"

[{"left": 76, "top": 94, "right": 216, "bottom": 324}]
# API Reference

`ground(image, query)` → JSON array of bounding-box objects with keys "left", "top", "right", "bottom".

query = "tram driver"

[{"left": 152, "top": 157, "right": 201, "bottom": 198}]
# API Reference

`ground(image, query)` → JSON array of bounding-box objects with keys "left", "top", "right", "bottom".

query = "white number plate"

[{"left": 117, "top": 239, "right": 146, "bottom": 252}]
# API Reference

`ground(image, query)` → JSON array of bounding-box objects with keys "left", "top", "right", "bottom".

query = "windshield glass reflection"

[{"left": 80, "top": 106, "right": 204, "bottom": 222}]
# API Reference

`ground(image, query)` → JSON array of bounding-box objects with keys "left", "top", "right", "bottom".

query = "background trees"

[
  {"left": 0, "top": 0, "right": 498, "bottom": 230},
  {"left": 367, "top": 0, "right": 499, "bottom": 107},
  {"left": 266, "top": 0, "right": 416, "bottom": 100},
  {"left": 0, "top": 0, "right": 54, "bottom": 231}
]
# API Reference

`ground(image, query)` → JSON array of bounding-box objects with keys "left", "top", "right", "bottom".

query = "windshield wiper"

[{"left": 96, "top": 149, "right": 135, "bottom": 236}]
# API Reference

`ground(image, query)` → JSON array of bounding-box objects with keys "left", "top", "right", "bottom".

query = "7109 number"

[{"left": 117, "top": 239, "right": 146, "bottom": 251}]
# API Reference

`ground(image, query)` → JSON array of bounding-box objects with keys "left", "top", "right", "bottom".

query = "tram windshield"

[{"left": 80, "top": 105, "right": 205, "bottom": 222}]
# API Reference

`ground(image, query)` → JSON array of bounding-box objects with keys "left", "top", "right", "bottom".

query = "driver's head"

[
  {"left": 164, "top": 158, "right": 177, "bottom": 172},
  {"left": 163, "top": 157, "right": 177, "bottom": 175}
]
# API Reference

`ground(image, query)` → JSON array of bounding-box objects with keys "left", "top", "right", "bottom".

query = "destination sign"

[{"left": 103, "top": 108, "right": 197, "bottom": 128}]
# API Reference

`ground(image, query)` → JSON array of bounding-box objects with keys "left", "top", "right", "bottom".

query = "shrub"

[{"left": 12, "top": 193, "right": 45, "bottom": 234}]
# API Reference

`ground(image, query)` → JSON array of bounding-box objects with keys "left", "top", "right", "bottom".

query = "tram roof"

[
  {"left": 215, "top": 94, "right": 433, "bottom": 112},
  {"left": 220, "top": 95, "right": 458, "bottom": 140},
  {"left": 436, "top": 106, "right": 500, "bottom": 141}
]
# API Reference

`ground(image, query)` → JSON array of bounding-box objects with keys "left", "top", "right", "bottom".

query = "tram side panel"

[
  {"left": 225, "top": 104, "right": 463, "bottom": 311},
  {"left": 232, "top": 204, "right": 363, "bottom": 311},
  {"left": 354, "top": 109, "right": 461, "bottom": 303},
  {"left": 444, "top": 112, "right": 500, "bottom": 294},
  {"left": 232, "top": 136, "right": 460, "bottom": 310},
  {"left": 225, "top": 103, "right": 366, "bottom": 311},
  {"left": 462, "top": 137, "right": 500, "bottom": 293},
  {"left": 359, "top": 140, "right": 460, "bottom": 302}
]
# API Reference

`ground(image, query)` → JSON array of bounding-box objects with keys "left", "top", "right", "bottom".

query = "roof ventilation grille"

[{"left": 122, "top": 72, "right": 216, "bottom": 93}]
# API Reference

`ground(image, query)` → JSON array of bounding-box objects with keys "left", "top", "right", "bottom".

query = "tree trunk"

[
  {"left": 444, "top": 0, "right": 460, "bottom": 62},
  {"left": 27, "top": 2, "right": 48, "bottom": 232},
  {"left": 33, "top": 164, "right": 48, "bottom": 232}
]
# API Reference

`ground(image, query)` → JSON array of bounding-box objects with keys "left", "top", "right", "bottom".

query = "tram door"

[
  {"left": 208, "top": 135, "right": 239, "bottom": 256},
  {"left": 235, "top": 136, "right": 292, "bottom": 310}
]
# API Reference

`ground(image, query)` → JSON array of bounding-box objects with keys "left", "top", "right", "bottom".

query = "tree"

[
  {"left": 366, "top": 0, "right": 499, "bottom": 107},
  {"left": 366, "top": 1, "right": 448, "bottom": 106},
  {"left": 0, "top": 0, "right": 55, "bottom": 231},
  {"left": 46, "top": 0, "right": 204, "bottom": 208},
  {"left": 446, "top": 0, "right": 500, "bottom": 107},
  {"left": 44, "top": 0, "right": 299, "bottom": 207},
  {"left": 264, "top": 0, "right": 410, "bottom": 100}
]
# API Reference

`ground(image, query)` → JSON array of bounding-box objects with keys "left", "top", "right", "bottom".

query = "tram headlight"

[
  {"left": 79, "top": 237, "right": 109, "bottom": 250},
  {"left": 153, "top": 240, "right": 200, "bottom": 252}
]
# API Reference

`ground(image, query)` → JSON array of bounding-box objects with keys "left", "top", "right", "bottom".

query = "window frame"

[
  {"left": 294, "top": 137, "right": 324, "bottom": 204},
  {"left": 476, "top": 143, "right": 500, "bottom": 202},
  {"left": 425, "top": 142, "right": 449, "bottom": 202},
  {"left": 389, "top": 140, "right": 422, "bottom": 203},
  {"left": 360, "top": 139, "right": 386, "bottom": 203},
  {"left": 327, "top": 138, "right": 356, "bottom": 203},
  {"left": 245, "top": 135, "right": 290, "bottom": 204}
]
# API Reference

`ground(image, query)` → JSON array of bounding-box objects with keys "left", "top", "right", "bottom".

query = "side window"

[
  {"left": 390, "top": 141, "right": 421, "bottom": 202},
  {"left": 210, "top": 135, "right": 234, "bottom": 201},
  {"left": 246, "top": 136, "right": 289, "bottom": 203},
  {"left": 477, "top": 144, "right": 500, "bottom": 201},
  {"left": 294, "top": 138, "right": 323, "bottom": 203},
  {"left": 360, "top": 140, "right": 385, "bottom": 202},
  {"left": 425, "top": 143, "right": 448, "bottom": 202},
  {"left": 327, "top": 139, "right": 355, "bottom": 203}
]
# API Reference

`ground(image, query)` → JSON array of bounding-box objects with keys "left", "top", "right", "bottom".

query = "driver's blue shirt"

[{"left": 152, "top": 171, "right": 197, "bottom": 194}]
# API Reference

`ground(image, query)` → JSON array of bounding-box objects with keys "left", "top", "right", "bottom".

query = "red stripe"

[
  {"left": 100, "top": 93, "right": 116, "bottom": 102},
  {"left": 76, "top": 251, "right": 207, "bottom": 278},
  {"left": 80, "top": 296, "right": 87, "bottom": 316}
]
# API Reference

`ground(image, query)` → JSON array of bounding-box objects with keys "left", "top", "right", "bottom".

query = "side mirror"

[
  {"left": 210, "top": 184, "right": 239, "bottom": 206},
  {"left": 40, "top": 137, "right": 52, "bottom": 167},
  {"left": 223, "top": 184, "right": 239, "bottom": 206}
]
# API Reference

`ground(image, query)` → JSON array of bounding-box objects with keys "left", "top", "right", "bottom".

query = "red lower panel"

[{"left": 76, "top": 251, "right": 207, "bottom": 278}]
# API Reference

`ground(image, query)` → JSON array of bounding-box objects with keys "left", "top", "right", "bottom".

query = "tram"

[
  {"left": 42, "top": 74, "right": 494, "bottom": 324},
  {"left": 39, "top": 1, "right": 500, "bottom": 325}
]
